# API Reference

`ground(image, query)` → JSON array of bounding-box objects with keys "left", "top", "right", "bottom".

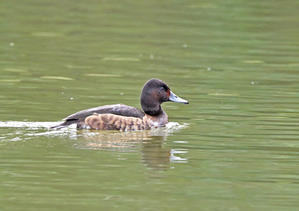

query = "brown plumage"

[{"left": 79, "top": 113, "right": 150, "bottom": 131}]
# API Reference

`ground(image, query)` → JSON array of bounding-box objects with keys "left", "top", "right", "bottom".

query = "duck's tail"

[{"left": 50, "top": 119, "right": 77, "bottom": 129}]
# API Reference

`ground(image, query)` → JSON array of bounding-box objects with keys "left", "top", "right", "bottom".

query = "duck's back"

[{"left": 53, "top": 104, "right": 144, "bottom": 128}]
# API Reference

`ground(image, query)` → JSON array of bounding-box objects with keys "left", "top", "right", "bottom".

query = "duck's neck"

[
  {"left": 142, "top": 104, "right": 162, "bottom": 116},
  {"left": 143, "top": 109, "right": 168, "bottom": 127}
]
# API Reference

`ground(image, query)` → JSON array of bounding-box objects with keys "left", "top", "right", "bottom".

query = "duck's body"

[
  {"left": 52, "top": 79, "right": 188, "bottom": 131},
  {"left": 58, "top": 104, "right": 145, "bottom": 128},
  {"left": 78, "top": 111, "right": 167, "bottom": 131}
]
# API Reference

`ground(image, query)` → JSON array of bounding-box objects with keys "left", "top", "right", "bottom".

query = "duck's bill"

[{"left": 169, "top": 91, "right": 189, "bottom": 104}]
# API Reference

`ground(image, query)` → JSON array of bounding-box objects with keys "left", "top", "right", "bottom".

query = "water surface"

[{"left": 1, "top": 0, "right": 299, "bottom": 210}]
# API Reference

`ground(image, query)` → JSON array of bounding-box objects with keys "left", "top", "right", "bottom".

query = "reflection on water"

[
  {"left": 0, "top": 121, "right": 188, "bottom": 171},
  {"left": 75, "top": 125, "right": 188, "bottom": 170},
  {"left": 77, "top": 130, "right": 173, "bottom": 170},
  {"left": 76, "top": 129, "right": 155, "bottom": 151},
  {"left": 141, "top": 137, "right": 187, "bottom": 170},
  {"left": 74, "top": 122, "right": 187, "bottom": 150}
]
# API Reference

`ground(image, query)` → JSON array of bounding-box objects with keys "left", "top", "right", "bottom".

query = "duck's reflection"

[
  {"left": 141, "top": 136, "right": 171, "bottom": 170},
  {"left": 75, "top": 125, "right": 188, "bottom": 170}
]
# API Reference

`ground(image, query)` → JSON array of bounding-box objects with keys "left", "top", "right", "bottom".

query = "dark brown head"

[{"left": 140, "top": 78, "right": 188, "bottom": 116}]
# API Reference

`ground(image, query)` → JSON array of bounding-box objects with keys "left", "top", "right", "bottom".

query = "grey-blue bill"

[{"left": 169, "top": 91, "right": 189, "bottom": 104}]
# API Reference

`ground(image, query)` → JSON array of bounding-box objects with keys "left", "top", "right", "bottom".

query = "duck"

[{"left": 52, "top": 78, "right": 188, "bottom": 131}]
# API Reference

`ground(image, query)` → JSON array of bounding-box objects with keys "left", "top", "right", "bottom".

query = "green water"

[{"left": 1, "top": 0, "right": 299, "bottom": 210}]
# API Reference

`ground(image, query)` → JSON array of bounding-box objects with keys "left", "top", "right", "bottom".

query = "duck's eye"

[
  {"left": 160, "top": 86, "right": 168, "bottom": 92},
  {"left": 160, "top": 87, "right": 166, "bottom": 92}
]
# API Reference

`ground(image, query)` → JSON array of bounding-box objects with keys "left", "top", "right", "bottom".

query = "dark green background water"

[{"left": 1, "top": 0, "right": 299, "bottom": 210}]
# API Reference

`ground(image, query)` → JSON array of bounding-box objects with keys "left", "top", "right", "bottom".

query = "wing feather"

[{"left": 52, "top": 104, "right": 144, "bottom": 128}]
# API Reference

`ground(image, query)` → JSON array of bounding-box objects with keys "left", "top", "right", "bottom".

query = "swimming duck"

[{"left": 52, "top": 78, "right": 188, "bottom": 131}]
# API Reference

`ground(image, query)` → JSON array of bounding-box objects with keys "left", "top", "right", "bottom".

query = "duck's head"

[{"left": 140, "top": 78, "right": 188, "bottom": 116}]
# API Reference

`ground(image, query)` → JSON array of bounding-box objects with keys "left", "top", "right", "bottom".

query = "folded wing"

[{"left": 52, "top": 104, "right": 144, "bottom": 129}]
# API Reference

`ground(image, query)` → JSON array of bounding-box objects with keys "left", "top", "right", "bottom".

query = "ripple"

[
  {"left": 40, "top": 76, "right": 74, "bottom": 81},
  {"left": 0, "top": 121, "right": 59, "bottom": 129}
]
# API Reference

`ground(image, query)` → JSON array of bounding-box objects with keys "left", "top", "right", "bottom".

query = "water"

[{"left": 1, "top": 0, "right": 299, "bottom": 210}]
